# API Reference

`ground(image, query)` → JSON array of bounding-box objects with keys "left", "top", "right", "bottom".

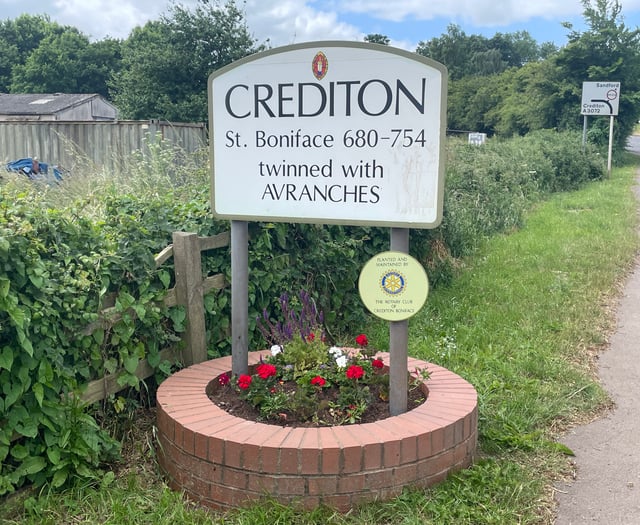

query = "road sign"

[
  {"left": 581, "top": 81, "right": 621, "bottom": 116},
  {"left": 468, "top": 132, "right": 486, "bottom": 145},
  {"left": 209, "top": 42, "right": 447, "bottom": 229}
]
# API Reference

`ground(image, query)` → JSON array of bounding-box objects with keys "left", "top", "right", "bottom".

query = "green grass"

[{"left": 2, "top": 159, "right": 639, "bottom": 524}]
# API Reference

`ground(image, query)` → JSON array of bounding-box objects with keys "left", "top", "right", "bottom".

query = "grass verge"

[{"left": 1, "top": 159, "right": 638, "bottom": 524}]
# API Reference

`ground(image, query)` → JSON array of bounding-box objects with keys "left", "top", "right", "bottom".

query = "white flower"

[
  {"left": 335, "top": 355, "right": 348, "bottom": 368},
  {"left": 329, "top": 346, "right": 343, "bottom": 357},
  {"left": 270, "top": 345, "right": 282, "bottom": 356}
]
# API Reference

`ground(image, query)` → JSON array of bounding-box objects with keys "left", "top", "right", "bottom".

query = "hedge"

[{"left": 0, "top": 130, "right": 604, "bottom": 494}]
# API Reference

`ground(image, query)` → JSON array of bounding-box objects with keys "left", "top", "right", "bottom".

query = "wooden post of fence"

[{"left": 172, "top": 232, "right": 207, "bottom": 366}]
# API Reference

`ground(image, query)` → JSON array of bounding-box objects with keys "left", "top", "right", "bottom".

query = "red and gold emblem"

[{"left": 312, "top": 51, "right": 328, "bottom": 80}]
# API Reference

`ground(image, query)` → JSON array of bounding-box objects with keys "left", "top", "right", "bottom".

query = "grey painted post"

[
  {"left": 389, "top": 227, "right": 410, "bottom": 416},
  {"left": 231, "top": 220, "right": 249, "bottom": 376},
  {"left": 607, "top": 115, "right": 614, "bottom": 178},
  {"left": 172, "top": 232, "right": 207, "bottom": 366}
]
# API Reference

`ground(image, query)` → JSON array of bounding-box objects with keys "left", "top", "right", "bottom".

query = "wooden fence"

[
  {"left": 80, "top": 231, "right": 229, "bottom": 405},
  {"left": 1, "top": 120, "right": 207, "bottom": 171}
]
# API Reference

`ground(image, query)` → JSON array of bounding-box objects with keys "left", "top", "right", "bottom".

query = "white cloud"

[
  {"left": 243, "top": 0, "right": 362, "bottom": 45},
  {"left": 50, "top": 0, "right": 164, "bottom": 39},
  {"left": 334, "top": 0, "right": 584, "bottom": 26},
  {"left": 3, "top": 0, "right": 640, "bottom": 47}
]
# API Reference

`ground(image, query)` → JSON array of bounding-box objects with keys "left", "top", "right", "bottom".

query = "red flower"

[
  {"left": 372, "top": 358, "right": 384, "bottom": 369},
  {"left": 346, "top": 365, "right": 364, "bottom": 380},
  {"left": 355, "top": 333, "right": 368, "bottom": 347},
  {"left": 237, "top": 374, "right": 252, "bottom": 390},
  {"left": 256, "top": 363, "right": 277, "bottom": 379},
  {"left": 311, "top": 375, "right": 326, "bottom": 387},
  {"left": 307, "top": 332, "right": 315, "bottom": 342},
  {"left": 218, "top": 372, "right": 231, "bottom": 385}
]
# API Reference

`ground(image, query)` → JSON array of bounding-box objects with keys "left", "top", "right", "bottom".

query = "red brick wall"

[{"left": 156, "top": 352, "right": 477, "bottom": 511}]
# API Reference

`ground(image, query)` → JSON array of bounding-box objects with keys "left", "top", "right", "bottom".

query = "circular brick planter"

[{"left": 156, "top": 351, "right": 477, "bottom": 511}]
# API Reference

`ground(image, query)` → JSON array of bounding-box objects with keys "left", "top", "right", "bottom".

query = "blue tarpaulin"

[{"left": 5, "top": 157, "right": 64, "bottom": 182}]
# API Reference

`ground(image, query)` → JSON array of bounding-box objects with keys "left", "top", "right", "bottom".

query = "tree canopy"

[
  {"left": 109, "top": 0, "right": 264, "bottom": 122},
  {"left": 416, "top": 24, "right": 555, "bottom": 80},
  {"left": 0, "top": 14, "right": 67, "bottom": 92},
  {"left": 554, "top": 0, "right": 640, "bottom": 147},
  {"left": 427, "top": 0, "right": 640, "bottom": 151}
]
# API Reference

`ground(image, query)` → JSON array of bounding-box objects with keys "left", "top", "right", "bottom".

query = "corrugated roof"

[{"left": 0, "top": 93, "right": 102, "bottom": 115}]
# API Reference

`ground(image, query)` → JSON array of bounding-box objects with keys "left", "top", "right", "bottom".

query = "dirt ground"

[{"left": 553, "top": 144, "right": 640, "bottom": 524}]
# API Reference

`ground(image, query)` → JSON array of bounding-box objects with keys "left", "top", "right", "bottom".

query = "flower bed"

[
  {"left": 209, "top": 333, "right": 428, "bottom": 427},
  {"left": 156, "top": 351, "right": 478, "bottom": 511}
]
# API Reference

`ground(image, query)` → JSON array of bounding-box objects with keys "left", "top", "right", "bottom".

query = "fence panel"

[{"left": 1, "top": 120, "right": 207, "bottom": 170}]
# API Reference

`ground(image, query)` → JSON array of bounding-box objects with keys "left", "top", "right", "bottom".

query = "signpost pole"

[
  {"left": 582, "top": 115, "right": 588, "bottom": 151},
  {"left": 231, "top": 220, "right": 249, "bottom": 376},
  {"left": 389, "top": 228, "right": 409, "bottom": 415},
  {"left": 607, "top": 115, "right": 614, "bottom": 178}
]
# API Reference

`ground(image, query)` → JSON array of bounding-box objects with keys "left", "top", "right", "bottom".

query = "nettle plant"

[{"left": 216, "top": 291, "right": 424, "bottom": 426}]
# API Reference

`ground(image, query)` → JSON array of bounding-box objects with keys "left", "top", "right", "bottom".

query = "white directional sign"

[{"left": 581, "top": 81, "right": 621, "bottom": 116}]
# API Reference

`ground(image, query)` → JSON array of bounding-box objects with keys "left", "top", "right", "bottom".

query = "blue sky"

[{"left": 2, "top": 0, "right": 640, "bottom": 50}]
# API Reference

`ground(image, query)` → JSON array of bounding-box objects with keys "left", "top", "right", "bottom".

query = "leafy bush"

[
  {"left": 0, "top": 188, "right": 190, "bottom": 494},
  {"left": 0, "top": 130, "right": 605, "bottom": 494},
  {"left": 437, "top": 130, "right": 604, "bottom": 258},
  {"left": 522, "top": 129, "right": 605, "bottom": 192}
]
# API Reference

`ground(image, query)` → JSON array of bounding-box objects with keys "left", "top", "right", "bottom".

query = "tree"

[
  {"left": 78, "top": 39, "right": 123, "bottom": 97},
  {"left": 447, "top": 73, "right": 505, "bottom": 133},
  {"left": 416, "top": 24, "right": 488, "bottom": 80},
  {"left": 110, "top": 0, "right": 264, "bottom": 122},
  {"left": 554, "top": 0, "right": 640, "bottom": 148},
  {"left": 10, "top": 29, "right": 122, "bottom": 97},
  {"left": 491, "top": 60, "right": 574, "bottom": 136},
  {"left": 488, "top": 31, "right": 547, "bottom": 67},
  {"left": 0, "top": 14, "right": 65, "bottom": 92},
  {"left": 416, "top": 25, "right": 547, "bottom": 80},
  {"left": 364, "top": 34, "right": 390, "bottom": 45}
]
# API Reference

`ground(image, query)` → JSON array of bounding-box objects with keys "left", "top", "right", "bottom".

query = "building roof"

[{"left": 0, "top": 93, "right": 108, "bottom": 116}]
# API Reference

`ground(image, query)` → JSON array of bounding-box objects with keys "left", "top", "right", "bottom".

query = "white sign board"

[
  {"left": 208, "top": 42, "right": 447, "bottom": 229},
  {"left": 468, "top": 132, "right": 486, "bottom": 145},
  {"left": 581, "top": 81, "right": 621, "bottom": 116}
]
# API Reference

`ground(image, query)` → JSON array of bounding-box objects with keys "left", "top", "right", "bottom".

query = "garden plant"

[{"left": 3, "top": 130, "right": 636, "bottom": 525}]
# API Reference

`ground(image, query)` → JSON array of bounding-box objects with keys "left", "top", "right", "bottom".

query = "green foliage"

[
  {"left": 2, "top": 17, "right": 121, "bottom": 97},
  {"left": 444, "top": 0, "right": 640, "bottom": 152},
  {"left": 6, "top": 160, "right": 636, "bottom": 524},
  {"left": 364, "top": 34, "right": 390, "bottom": 45},
  {"left": 226, "top": 332, "right": 387, "bottom": 425},
  {"left": 110, "top": 0, "right": 264, "bottom": 121},
  {"left": 435, "top": 131, "right": 604, "bottom": 259},
  {"left": 417, "top": 24, "right": 551, "bottom": 80},
  {"left": 2, "top": 2, "right": 258, "bottom": 118},
  {"left": 411, "top": 162, "right": 638, "bottom": 461},
  {"left": 0, "top": 130, "right": 606, "bottom": 495},
  {"left": 0, "top": 14, "right": 65, "bottom": 92},
  {"left": 0, "top": 187, "right": 188, "bottom": 494},
  {"left": 553, "top": 0, "right": 640, "bottom": 150}
]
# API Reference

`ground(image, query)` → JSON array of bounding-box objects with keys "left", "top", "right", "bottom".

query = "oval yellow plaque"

[{"left": 358, "top": 251, "right": 429, "bottom": 321}]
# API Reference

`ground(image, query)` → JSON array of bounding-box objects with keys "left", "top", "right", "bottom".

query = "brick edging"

[{"left": 156, "top": 351, "right": 478, "bottom": 511}]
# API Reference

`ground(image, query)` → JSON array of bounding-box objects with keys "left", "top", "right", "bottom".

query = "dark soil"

[{"left": 207, "top": 377, "right": 427, "bottom": 428}]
